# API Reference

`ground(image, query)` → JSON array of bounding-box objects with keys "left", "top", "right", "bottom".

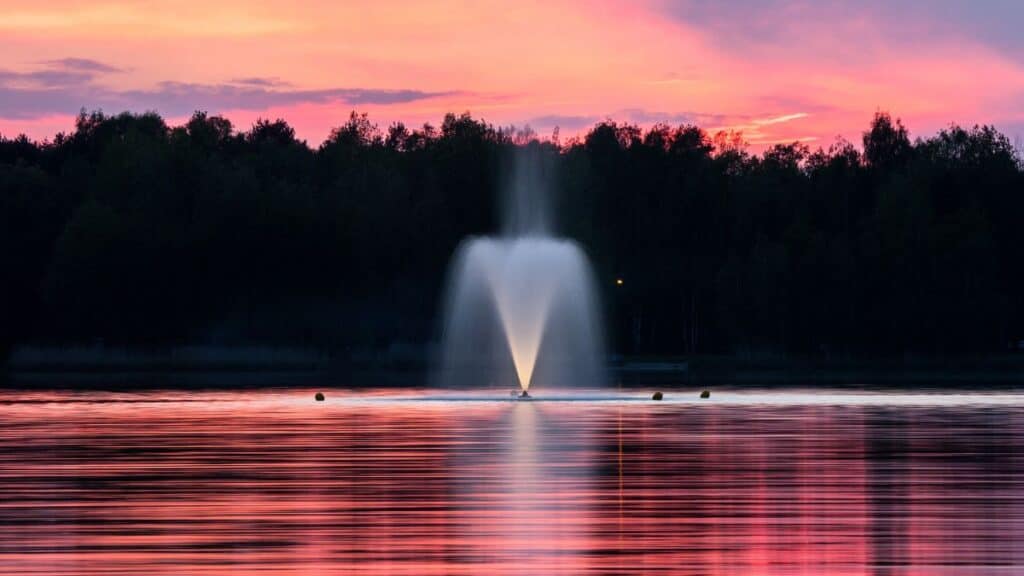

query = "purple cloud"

[
  {"left": 755, "top": 94, "right": 836, "bottom": 116},
  {"left": 230, "top": 77, "right": 292, "bottom": 88},
  {"left": 114, "top": 82, "right": 456, "bottom": 116},
  {"left": 0, "top": 59, "right": 459, "bottom": 119},
  {"left": 43, "top": 58, "right": 124, "bottom": 73},
  {"left": 528, "top": 114, "right": 599, "bottom": 131},
  {"left": 614, "top": 108, "right": 728, "bottom": 126},
  {"left": 526, "top": 109, "right": 735, "bottom": 134},
  {"left": 0, "top": 69, "right": 94, "bottom": 88},
  {"left": 0, "top": 57, "right": 123, "bottom": 90},
  {"left": 664, "top": 1, "right": 1024, "bottom": 62}
]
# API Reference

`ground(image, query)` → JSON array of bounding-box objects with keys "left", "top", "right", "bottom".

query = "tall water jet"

[{"left": 439, "top": 146, "right": 605, "bottom": 392}]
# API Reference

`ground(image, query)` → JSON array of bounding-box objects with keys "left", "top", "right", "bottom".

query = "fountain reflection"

[{"left": 452, "top": 400, "right": 599, "bottom": 574}]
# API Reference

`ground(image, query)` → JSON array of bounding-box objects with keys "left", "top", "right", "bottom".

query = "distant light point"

[{"left": 615, "top": 278, "right": 624, "bottom": 286}]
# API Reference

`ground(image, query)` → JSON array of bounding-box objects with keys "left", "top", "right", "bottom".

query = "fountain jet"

[{"left": 439, "top": 146, "right": 605, "bottom": 393}]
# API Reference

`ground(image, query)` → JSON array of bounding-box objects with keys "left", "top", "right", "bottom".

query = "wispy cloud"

[
  {"left": 757, "top": 136, "right": 819, "bottom": 145},
  {"left": 752, "top": 112, "right": 809, "bottom": 126},
  {"left": 663, "top": 0, "right": 1024, "bottom": 63},
  {"left": 43, "top": 58, "right": 123, "bottom": 73},
  {"left": 525, "top": 109, "right": 736, "bottom": 135},
  {"left": 0, "top": 57, "right": 123, "bottom": 89},
  {"left": 702, "top": 111, "right": 813, "bottom": 144},
  {"left": 119, "top": 82, "right": 457, "bottom": 116},
  {"left": 616, "top": 108, "right": 729, "bottom": 126},
  {"left": 528, "top": 114, "right": 600, "bottom": 131},
  {"left": 0, "top": 5, "right": 302, "bottom": 37},
  {"left": 0, "top": 58, "right": 459, "bottom": 119},
  {"left": 0, "top": 69, "right": 94, "bottom": 89},
  {"left": 230, "top": 77, "right": 291, "bottom": 88},
  {"left": 756, "top": 94, "right": 836, "bottom": 115}
]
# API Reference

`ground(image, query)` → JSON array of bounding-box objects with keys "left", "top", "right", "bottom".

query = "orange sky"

[{"left": 1, "top": 0, "right": 1023, "bottom": 150}]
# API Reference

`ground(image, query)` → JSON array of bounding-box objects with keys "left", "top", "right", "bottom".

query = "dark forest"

[{"left": 2, "top": 110, "right": 1023, "bottom": 360}]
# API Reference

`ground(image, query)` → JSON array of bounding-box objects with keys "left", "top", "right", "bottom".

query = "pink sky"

[{"left": 1, "top": 0, "right": 1023, "bottom": 150}]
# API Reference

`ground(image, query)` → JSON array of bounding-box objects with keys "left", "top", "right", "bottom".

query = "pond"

[{"left": 1, "top": 387, "right": 1022, "bottom": 575}]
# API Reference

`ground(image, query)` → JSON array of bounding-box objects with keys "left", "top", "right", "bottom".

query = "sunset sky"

[{"left": 1, "top": 0, "right": 1023, "bottom": 150}]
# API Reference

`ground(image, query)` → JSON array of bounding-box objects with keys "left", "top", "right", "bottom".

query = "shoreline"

[{"left": 3, "top": 346, "right": 1023, "bottom": 389}]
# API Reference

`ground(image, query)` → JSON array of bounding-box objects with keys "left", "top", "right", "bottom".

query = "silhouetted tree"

[
  {"left": 863, "top": 111, "right": 912, "bottom": 173},
  {"left": 1, "top": 109, "right": 1022, "bottom": 361}
]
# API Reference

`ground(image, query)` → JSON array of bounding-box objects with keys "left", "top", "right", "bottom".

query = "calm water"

[{"left": 1, "top": 388, "right": 1023, "bottom": 575}]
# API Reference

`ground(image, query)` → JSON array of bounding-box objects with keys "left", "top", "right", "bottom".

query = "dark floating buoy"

[
  {"left": 700, "top": 390, "right": 710, "bottom": 399},
  {"left": 519, "top": 390, "right": 531, "bottom": 399},
  {"left": 652, "top": 391, "right": 663, "bottom": 400},
  {"left": 315, "top": 392, "right": 325, "bottom": 401}
]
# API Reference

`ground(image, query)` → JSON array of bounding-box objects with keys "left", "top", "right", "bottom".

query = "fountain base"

[
  {"left": 519, "top": 390, "right": 531, "bottom": 399},
  {"left": 440, "top": 237, "right": 606, "bottom": 392}
]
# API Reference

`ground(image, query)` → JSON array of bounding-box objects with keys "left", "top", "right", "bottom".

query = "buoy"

[
  {"left": 652, "top": 392, "right": 663, "bottom": 400},
  {"left": 315, "top": 392, "right": 325, "bottom": 401},
  {"left": 700, "top": 390, "right": 710, "bottom": 399}
]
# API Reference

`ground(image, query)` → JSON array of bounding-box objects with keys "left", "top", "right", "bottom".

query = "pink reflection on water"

[{"left": 0, "top": 389, "right": 1022, "bottom": 575}]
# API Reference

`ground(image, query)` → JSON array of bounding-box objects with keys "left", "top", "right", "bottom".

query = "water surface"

[{"left": 1, "top": 388, "right": 1022, "bottom": 575}]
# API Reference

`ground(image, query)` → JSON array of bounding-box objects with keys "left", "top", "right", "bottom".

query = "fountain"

[{"left": 439, "top": 146, "right": 605, "bottom": 394}]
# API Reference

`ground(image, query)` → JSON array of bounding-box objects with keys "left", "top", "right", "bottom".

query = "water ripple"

[{"left": 0, "top": 389, "right": 1021, "bottom": 575}]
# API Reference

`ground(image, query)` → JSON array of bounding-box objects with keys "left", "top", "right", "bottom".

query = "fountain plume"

[{"left": 439, "top": 146, "right": 605, "bottom": 392}]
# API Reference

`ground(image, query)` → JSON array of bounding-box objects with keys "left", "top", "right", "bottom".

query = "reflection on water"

[{"left": 1, "top": 388, "right": 1022, "bottom": 575}]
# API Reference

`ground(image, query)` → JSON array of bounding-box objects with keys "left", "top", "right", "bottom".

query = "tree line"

[{"left": 2, "top": 109, "right": 1022, "bottom": 360}]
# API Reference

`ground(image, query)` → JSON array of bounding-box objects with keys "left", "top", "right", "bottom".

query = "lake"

[{"left": 1, "top": 387, "right": 1022, "bottom": 575}]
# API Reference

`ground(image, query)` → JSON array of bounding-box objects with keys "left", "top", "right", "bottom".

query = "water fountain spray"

[{"left": 439, "top": 145, "right": 605, "bottom": 395}]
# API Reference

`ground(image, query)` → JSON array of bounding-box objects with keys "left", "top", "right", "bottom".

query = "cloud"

[
  {"left": 528, "top": 114, "right": 599, "bottom": 130},
  {"left": 614, "top": 108, "right": 694, "bottom": 125},
  {"left": 524, "top": 109, "right": 738, "bottom": 135},
  {"left": 757, "top": 136, "right": 819, "bottom": 145},
  {"left": 0, "top": 6, "right": 301, "bottom": 37},
  {"left": 756, "top": 94, "right": 836, "bottom": 115},
  {"left": 0, "top": 59, "right": 459, "bottom": 119},
  {"left": 662, "top": 1, "right": 1024, "bottom": 62},
  {"left": 43, "top": 58, "right": 123, "bottom": 73},
  {"left": 752, "top": 112, "right": 808, "bottom": 126},
  {"left": 230, "top": 77, "right": 291, "bottom": 88},
  {"left": 0, "top": 57, "right": 123, "bottom": 89},
  {"left": 116, "top": 82, "right": 456, "bottom": 116},
  {"left": 615, "top": 108, "right": 731, "bottom": 126},
  {"left": 0, "top": 69, "right": 94, "bottom": 88}
]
